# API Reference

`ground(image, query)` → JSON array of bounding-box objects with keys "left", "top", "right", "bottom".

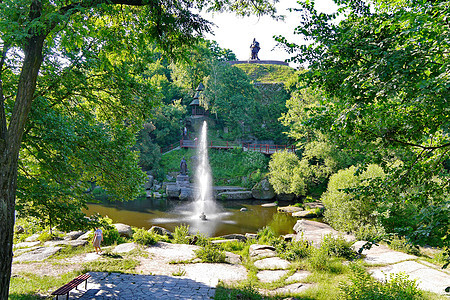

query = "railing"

[{"left": 179, "top": 139, "right": 296, "bottom": 154}]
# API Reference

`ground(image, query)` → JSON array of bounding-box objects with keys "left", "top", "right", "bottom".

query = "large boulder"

[
  {"left": 149, "top": 226, "right": 173, "bottom": 238},
  {"left": 113, "top": 223, "right": 133, "bottom": 238},
  {"left": 251, "top": 178, "right": 275, "bottom": 200},
  {"left": 218, "top": 191, "right": 252, "bottom": 200},
  {"left": 218, "top": 234, "right": 247, "bottom": 242},
  {"left": 276, "top": 193, "right": 296, "bottom": 201},
  {"left": 144, "top": 174, "right": 154, "bottom": 190},
  {"left": 166, "top": 183, "right": 181, "bottom": 198},
  {"left": 278, "top": 206, "right": 304, "bottom": 214},
  {"left": 64, "top": 231, "right": 85, "bottom": 240},
  {"left": 13, "top": 246, "right": 62, "bottom": 262},
  {"left": 179, "top": 187, "right": 193, "bottom": 201}
]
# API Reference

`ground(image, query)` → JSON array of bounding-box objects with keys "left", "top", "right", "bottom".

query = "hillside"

[{"left": 234, "top": 63, "right": 296, "bottom": 84}]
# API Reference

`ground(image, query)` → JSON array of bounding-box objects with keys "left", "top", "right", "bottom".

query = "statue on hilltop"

[{"left": 250, "top": 38, "right": 260, "bottom": 60}]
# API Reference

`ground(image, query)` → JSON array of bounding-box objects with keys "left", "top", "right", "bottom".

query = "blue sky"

[{"left": 202, "top": 0, "right": 338, "bottom": 65}]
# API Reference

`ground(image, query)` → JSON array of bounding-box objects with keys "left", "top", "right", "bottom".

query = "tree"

[
  {"left": 0, "top": 0, "right": 278, "bottom": 296},
  {"left": 276, "top": 0, "right": 449, "bottom": 246}
]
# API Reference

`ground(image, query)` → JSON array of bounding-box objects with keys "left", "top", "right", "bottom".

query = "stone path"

[{"left": 75, "top": 272, "right": 215, "bottom": 300}]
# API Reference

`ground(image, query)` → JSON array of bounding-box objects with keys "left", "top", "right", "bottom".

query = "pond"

[{"left": 84, "top": 197, "right": 301, "bottom": 237}]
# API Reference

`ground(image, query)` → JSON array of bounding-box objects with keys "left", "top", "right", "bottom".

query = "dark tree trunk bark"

[{"left": 0, "top": 29, "right": 45, "bottom": 299}]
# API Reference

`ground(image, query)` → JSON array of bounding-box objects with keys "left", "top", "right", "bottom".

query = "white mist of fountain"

[{"left": 193, "top": 121, "right": 219, "bottom": 218}]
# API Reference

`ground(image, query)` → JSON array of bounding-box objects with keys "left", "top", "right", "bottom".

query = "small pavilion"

[{"left": 189, "top": 83, "right": 208, "bottom": 116}]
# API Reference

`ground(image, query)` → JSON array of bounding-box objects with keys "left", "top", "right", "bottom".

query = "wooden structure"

[
  {"left": 179, "top": 139, "right": 295, "bottom": 155},
  {"left": 51, "top": 273, "right": 91, "bottom": 299},
  {"left": 189, "top": 83, "right": 208, "bottom": 116}
]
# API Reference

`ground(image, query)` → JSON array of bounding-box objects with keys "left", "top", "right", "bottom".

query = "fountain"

[{"left": 193, "top": 121, "right": 219, "bottom": 221}]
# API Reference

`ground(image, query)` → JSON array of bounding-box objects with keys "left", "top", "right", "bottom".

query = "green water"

[{"left": 85, "top": 198, "right": 299, "bottom": 237}]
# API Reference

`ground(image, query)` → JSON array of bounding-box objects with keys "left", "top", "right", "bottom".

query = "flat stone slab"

[
  {"left": 249, "top": 244, "right": 277, "bottom": 259},
  {"left": 13, "top": 246, "right": 61, "bottom": 262},
  {"left": 183, "top": 263, "right": 247, "bottom": 287},
  {"left": 146, "top": 242, "right": 199, "bottom": 262},
  {"left": 254, "top": 257, "right": 291, "bottom": 270},
  {"left": 44, "top": 240, "right": 88, "bottom": 247},
  {"left": 257, "top": 270, "right": 289, "bottom": 283},
  {"left": 261, "top": 202, "right": 277, "bottom": 207},
  {"left": 113, "top": 242, "right": 137, "bottom": 253},
  {"left": 77, "top": 230, "right": 92, "bottom": 240},
  {"left": 262, "top": 283, "right": 314, "bottom": 297},
  {"left": 64, "top": 231, "right": 85, "bottom": 240},
  {"left": 370, "top": 261, "right": 450, "bottom": 295},
  {"left": 293, "top": 220, "right": 354, "bottom": 246},
  {"left": 278, "top": 206, "right": 304, "bottom": 214},
  {"left": 286, "top": 270, "right": 311, "bottom": 282},
  {"left": 13, "top": 241, "right": 40, "bottom": 249},
  {"left": 224, "top": 252, "right": 242, "bottom": 265},
  {"left": 211, "top": 239, "right": 240, "bottom": 244},
  {"left": 292, "top": 210, "right": 317, "bottom": 218},
  {"left": 217, "top": 191, "right": 252, "bottom": 200},
  {"left": 352, "top": 241, "right": 417, "bottom": 264},
  {"left": 24, "top": 234, "right": 40, "bottom": 242}
]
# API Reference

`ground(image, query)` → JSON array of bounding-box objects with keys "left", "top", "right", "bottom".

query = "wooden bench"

[{"left": 51, "top": 273, "right": 91, "bottom": 299}]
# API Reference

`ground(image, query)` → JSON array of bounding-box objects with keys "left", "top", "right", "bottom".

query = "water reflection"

[{"left": 84, "top": 198, "right": 298, "bottom": 237}]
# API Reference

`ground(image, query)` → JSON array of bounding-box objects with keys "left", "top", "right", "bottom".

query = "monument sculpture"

[
  {"left": 180, "top": 157, "right": 188, "bottom": 175},
  {"left": 250, "top": 38, "right": 260, "bottom": 60}
]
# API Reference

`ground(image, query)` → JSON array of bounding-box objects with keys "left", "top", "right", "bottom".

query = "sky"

[{"left": 202, "top": 0, "right": 338, "bottom": 66}]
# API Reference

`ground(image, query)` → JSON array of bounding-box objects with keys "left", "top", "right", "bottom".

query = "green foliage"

[
  {"left": 217, "top": 240, "right": 246, "bottom": 253},
  {"left": 275, "top": 239, "right": 311, "bottom": 261},
  {"left": 268, "top": 151, "right": 310, "bottom": 196},
  {"left": 215, "top": 283, "right": 263, "bottom": 300},
  {"left": 339, "top": 265, "right": 424, "bottom": 300},
  {"left": 321, "top": 164, "right": 385, "bottom": 233},
  {"left": 388, "top": 235, "right": 420, "bottom": 256},
  {"left": 37, "top": 231, "right": 62, "bottom": 243},
  {"left": 320, "top": 234, "right": 356, "bottom": 260},
  {"left": 194, "top": 244, "right": 226, "bottom": 263},
  {"left": 354, "top": 224, "right": 386, "bottom": 242},
  {"left": 256, "top": 226, "right": 277, "bottom": 244},
  {"left": 173, "top": 224, "right": 190, "bottom": 244},
  {"left": 133, "top": 228, "right": 158, "bottom": 246}
]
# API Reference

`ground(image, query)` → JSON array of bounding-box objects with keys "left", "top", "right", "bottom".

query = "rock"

[
  {"left": 225, "top": 252, "right": 242, "bottom": 264},
  {"left": 304, "top": 202, "right": 324, "bottom": 210},
  {"left": 245, "top": 233, "right": 258, "bottom": 240},
  {"left": 218, "top": 234, "right": 247, "bottom": 241},
  {"left": 276, "top": 193, "right": 295, "bottom": 201},
  {"left": 176, "top": 174, "right": 190, "bottom": 187},
  {"left": 254, "top": 257, "right": 291, "bottom": 270},
  {"left": 278, "top": 206, "right": 304, "bottom": 214},
  {"left": 13, "top": 241, "right": 40, "bottom": 249},
  {"left": 153, "top": 192, "right": 162, "bottom": 198},
  {"left": 292, "top": 210, "right": 317, "bottom": 218},
  {"left": 282, "top": 234, "right": 296, "bottom": 242},
  {"left": 77, "top": 230, "right": 93, "bottom": 240},
  {"left": 249, "top": 244, "right": 277, "bottom": 259},
  {"left": 264, "top": 283, "right": 314, "bottom": 296},
  {"left": 261, "top": 202, "right": 277, "bottom": 207},
  {"left": 293, "top": 220, "right": 354, "bottom": 247},
  {"left": 240, "top": 207, "right": 248, "bottom": 212},
  {"left": 218, "top": 191, "right": 252, "bottom": 200},
  {"left": 24, "top": 233, "right": 40, "bottom": 242},
  {"left": 113, "top": 223, "right": 133, "bottom": 238},
  {"left": 113, "top": 242, "right": 137, "bottom": 253},
  {"left": 179, "top": 187, "right": 193, "bottom": 201},
  {"left": 352, "top": 241, "right": 417, "bottom": 265},
  {"left": 64, "top": 231, "right": 85, "bottom": 240},
  {"left": 144, "top": 174, "right": 154, "bottom": 190},
  {"left": 15, "top": 225, "right": 24, "bottom": 234},
  {"left": 13, "top": 246, "right": 62, "bottom": 262},
  {"left": 286, "top": 270, "right": 311, "bottom": 282},
  {"left": 166, "top": 183, "right": 181, "bottom": 198},
  {"left": 257, "top": 270, "right": 289, "bottom": 283},
  {"left": 44, "top": 240, "right": 88, "bottom": 247},
  {"left": 251, "top": 178, "right": 275, "bottom": 200},
  {"left": 149, "top": 226, "right": 173, "bottom": 239}
]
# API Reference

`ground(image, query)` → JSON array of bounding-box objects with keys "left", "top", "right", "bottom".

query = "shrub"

[
  {"left": 276, "top": 239, "right": 311, "bottom": 261},
  {"left": 133, "top": 228, "right": 157, "bottom": 246},
  {"left": 194, "top": 244, "right": 226, "bottom": 263},
  {"left": 38, "top": 231, "right": 55, "bottom": 242},
  {"left": 339, "top": 264, "right": 423, "bottom": 299},
  {"left": 173, "top": 224, "right": 190, "bottom": 244},
  {"left": 101, "top": 227, "right": 124, "bottom": 246},
  {"left": 355, "top": 224, "right": 386, "bottom": 241},
  {"left": 256, "top": 226, "right": 277, "bottom": 244},
  {"left": 389, "top": 235, "right": 420, "bottom": 256},
  {"left": 321, "top": 164, "right": 385, "bottom": 233},
  {"left": 320, "top": 234, "right": 356, "bottom": 259}
]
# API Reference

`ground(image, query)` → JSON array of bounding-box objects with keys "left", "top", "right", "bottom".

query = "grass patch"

[
  {"left": 81, "top": 257, "right": 139, "bottom": 273},
  {"left": 9, "top": 271, "right": 82, "bottom": 299},
  {"left": 172, "top": 268, "right": 186, "bottom": 276},
  {"left": 194, "top": 244, "right": 226, "bottom": 263},
  {"left": 215, "top": 282, "right": 264, "bottom": 300}
]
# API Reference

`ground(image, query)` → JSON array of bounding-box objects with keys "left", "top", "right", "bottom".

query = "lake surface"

[{"left": 85, "top": 198, "right": 299, "bottom": 237}]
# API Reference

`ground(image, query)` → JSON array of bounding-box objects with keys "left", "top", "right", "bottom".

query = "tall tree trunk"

[{"left": 0, "top": 30, "right": 45, "bottom": 298}]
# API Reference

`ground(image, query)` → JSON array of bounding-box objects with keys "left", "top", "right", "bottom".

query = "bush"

[
  {"left": 194, "top": 244, "right": 226, "bottom": 263},
  {"left": 320, "top": 234, "right": 356, "bottom": 259},
  {"left": 276, "top": 239, "right": 311, "bottom": 261},
  {"left": 38, "top": 231, "right": 60, "bottom": 243},
  {"left": 355, "top": 224, "right": 386, "bottom": 241},
  {"left": 339, "top": 264, "right": 423, "bottom": 299},
  {"left": 133, "top": 228, "right": 157, "bottom": 246},
  {"left": 101, "top": 227, "right": 124, "bottom": 246},
  {"left": 173, "top": 224, "right": 190, "bottom": 244},
  {"left": 321, "top": 164, "right": 385, "bottom": 233},
  {"left": 389, "top": 235, "right": 420, "bottom": 256},
  {"left": 256, "top": 226, "right": 277, "bottom": 244}
]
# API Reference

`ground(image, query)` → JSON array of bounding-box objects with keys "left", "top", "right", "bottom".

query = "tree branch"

[{"left": 386, "top": 137, "right": 450, "bottom": 150}]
